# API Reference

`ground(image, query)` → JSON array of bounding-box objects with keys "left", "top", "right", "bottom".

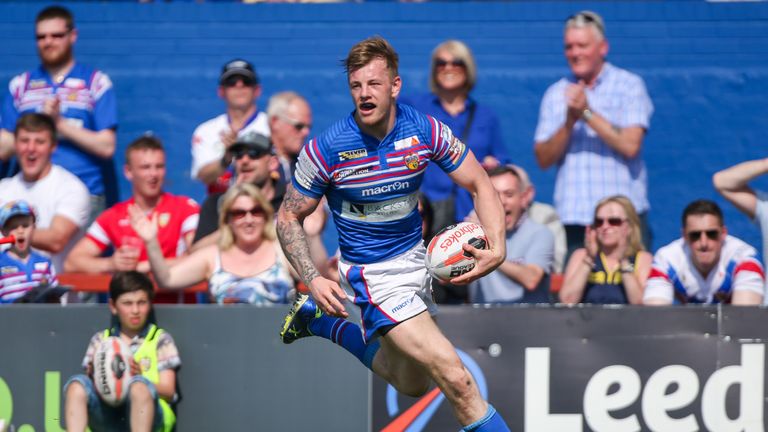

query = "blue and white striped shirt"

[
  {"left": 534, "top": 63, "right": 654, "bottom": 225},
  {"left": 293, "top": 103, "right": 468, "bottom": 264}
]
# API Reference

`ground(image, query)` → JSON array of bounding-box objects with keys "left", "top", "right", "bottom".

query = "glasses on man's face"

[
  {"left": 593, "top": 217, "right": 626, "bottom": 228},
  {"left": 36, "top": 30, "right": 70, "bottom": 41},
  {"left": 228, "top": 207, "right": 265, "bottom": 220},
  {"left": 222, "top": 76, "right": 256, "bottom": 88},
  {"left": 233, "top": 148, "right": 267, "bottom": 161},
  {"left": 686, "top": 229, "right": 720, "bottom": 242},
  {"left": 435, "top": 59, "right": 466, "bottom": 69},
  {"left": 278, "top": 114, "right": 311, "bottom": 132}
]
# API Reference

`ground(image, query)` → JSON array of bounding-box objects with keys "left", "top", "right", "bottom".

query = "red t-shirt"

[{"left": 86, "top": 193, "right": 200, "bottom": 260}]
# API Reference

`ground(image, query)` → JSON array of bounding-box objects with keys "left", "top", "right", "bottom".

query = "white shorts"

[{"left": 338, "top": 243, "right": 437, "bottom": 342}]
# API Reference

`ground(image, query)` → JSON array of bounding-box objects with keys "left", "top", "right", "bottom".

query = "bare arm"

[
  {"left": 0, "top": 129, "right": 14, "bottom": 161},
  {"left": 534, "top": 118, "right": 576, "bottom": 168},
  {"left": 32, "top": 215, "right": 79, "bottom": 254},
  {"left": 56, "top": 122, "right": 116, "bottom": 159},
  {"left": 195, "top": 128, "right": 236, "bottom": 185},
  {"left": 195, "top": 160, "right": 227, "bottom": 185},
  {"left": 156, "top": 369, "right": 176, "bottom": 402},
  {"left": 447, "top": 151, "right": 506, "bottom": 284},
  {"left": 304, "top": 201, "right": 330, "bottom": 277},
  {"left": 190, "top": 230, "right": 220, "bottom": 252},
  {"left": 145, "top": 238, "right": 210, "bottom": 289},
  {"left": 129, "top": 205, "right": 209, "bottom": 289},
  {"left": 559, "top": 248, "right": 592, "bottom": 304},
  {"left": 583, "top": 116, "right": 646, "bottom": 159},
  {"left": 732, "top": 290, "right": 763, "bottom": 306},
  {"left": 571, "top": 83, "right": 646, "bottom": 158},
  {"left": 496, "top": 261, "right": 546, "bottom": 291},
  {"left": 277, "top": 185, "right": 348, "bottom": 317},
  {"left": 713, "top": 158, "right": 768, "bottom": 219},
  {"left": 64, "top": 237, "right": 139, "bottom": 273},
  {"left": 276, "top": 186, "right": 322, "bottom": 284},
  {"left": 536, "top": 83, "right": 645, "bottom": 166},
  {"left": 621, "top": 251, "right": 652, "bottom": 305}
]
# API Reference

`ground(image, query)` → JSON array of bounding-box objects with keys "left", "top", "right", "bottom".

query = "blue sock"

[
  {"left": 309, "top": 315, "right": 380, "bottom": 370},
  {"left": 463, "top": 404, "right": 511, "bottom": 432}
]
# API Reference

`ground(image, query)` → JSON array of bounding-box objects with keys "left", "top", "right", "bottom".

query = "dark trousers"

[
  {"left": 427, "top": 196, "right": 456, "bottom": 240},
  {"left": 564, "top": 212, "right": 653, "bottom": 265}
]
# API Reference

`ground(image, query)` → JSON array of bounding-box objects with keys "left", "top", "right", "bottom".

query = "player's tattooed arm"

[{"left": 277, "top": 184, "right": 322, "bottom": 285}]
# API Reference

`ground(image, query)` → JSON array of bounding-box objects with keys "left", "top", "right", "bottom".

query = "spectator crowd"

[{"left": 0, "top": 6, "right": 765, "bottom": 310}]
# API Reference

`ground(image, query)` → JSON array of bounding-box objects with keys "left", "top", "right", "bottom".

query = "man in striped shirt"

[
  {"left": 644, "top": 200, "right": 764, "bottom": 305},
  {"left": 534, "top": 10, "right": 654, "bottom": 260}
]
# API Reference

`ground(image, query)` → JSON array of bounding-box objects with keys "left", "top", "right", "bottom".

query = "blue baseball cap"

[{"left": 0, "top": 201, "right": 35, "bottom": 228}]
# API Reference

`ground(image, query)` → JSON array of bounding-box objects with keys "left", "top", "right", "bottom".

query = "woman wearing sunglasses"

[
  {"left": 559, "top": 195, "right": 652, "bottom": 304},
  {"left": 400, "top": 40, "right": 510, "bottom": 239},
  {"left": 129, "top": 183, "right": 294, "bottom": 305}
]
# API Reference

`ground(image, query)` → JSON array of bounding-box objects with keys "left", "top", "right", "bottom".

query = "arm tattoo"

[{"left": 277, "top": 186, "right": 321, "bottom": 285}]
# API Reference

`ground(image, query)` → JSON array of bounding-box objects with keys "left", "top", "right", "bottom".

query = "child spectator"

[{"left": 0, "top": 200, "right": 59, "bottom": 304}]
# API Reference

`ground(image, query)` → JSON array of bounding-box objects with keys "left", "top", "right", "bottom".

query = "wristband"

[
  {"left": 582, "top": 108, "right": 594, "bottom": 122},
  {"left": 619, "top": 261, "right": 635, "bottom": 274}
]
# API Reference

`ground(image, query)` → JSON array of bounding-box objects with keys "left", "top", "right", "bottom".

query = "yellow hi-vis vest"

[{"left": 103, "top": 324, "right": 176, "bottom": 432}]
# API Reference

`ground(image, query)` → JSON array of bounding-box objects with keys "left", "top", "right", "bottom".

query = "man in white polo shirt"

[{"left": 191, "top": 59, "right": 270, "bottom": 194}]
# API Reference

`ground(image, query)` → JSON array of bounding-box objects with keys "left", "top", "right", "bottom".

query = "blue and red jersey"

[
  {"left": 293, "top": 103, "right": 469, "bottom": 264},
  {"left": 0, "top": 251, "right": 58, "bottom": 304},
  {"left": 2, "top": 63, "right": 118, "bottom": 196}
]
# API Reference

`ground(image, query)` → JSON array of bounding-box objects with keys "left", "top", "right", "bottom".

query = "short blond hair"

[
  {"left": 429, "top": 39, "right": 477, "bottom": 94},
  {"left": 218, "top": 183, "right": 275, "bottom": 250},
  {"left": 344, "top": 36, "right": 399, "bottom": 79}
]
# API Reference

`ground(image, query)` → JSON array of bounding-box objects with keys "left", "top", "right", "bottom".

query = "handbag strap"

[{"left": 460, "top": 99, "right": 477, "bottom": 143}]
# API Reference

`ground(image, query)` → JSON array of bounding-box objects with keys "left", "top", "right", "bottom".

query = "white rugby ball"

[
  {"left": 426, "top": 222, "right": 488, "bottom": 283},
  {"left": 92, "top": 336, "right": 133, "bottom": 407}
]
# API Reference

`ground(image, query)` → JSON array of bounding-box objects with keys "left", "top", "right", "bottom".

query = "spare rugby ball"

[
  {"left": 426, "top": 222, "right": 488, "bottom": 283},
  {"left": 92, "top": 336, "right": 133, "bottom": 406}
]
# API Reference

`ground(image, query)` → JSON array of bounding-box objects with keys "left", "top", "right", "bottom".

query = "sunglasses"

[
  {"left": 435, "top": 59, "right": 466, "bottom": 69},
  {"left": 222, "top": 75, "right": 256, "bottom": 88},
  {"left": 278, "top": 114, "right": 311, "bottom": 132},
  {"left": 686, "top": 229, "right": 720, "bottom": 242},
  {"left": 593, "top": 217, "right": 626, "bottom": 228},
  {"left": 228, "top": 207, "right": 265, "bottom": 220},
  {"left": 566, "top": 12, "right": 605, "bottom": 35},
  {"left": 233, "top": 148, "right": 268, "bottom": 160},
  {"left": 35, "top": 30, "right": 70, "bottom": 41}
]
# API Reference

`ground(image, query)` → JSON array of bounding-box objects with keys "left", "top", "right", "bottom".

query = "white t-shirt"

[
  {"left": 0, "top": 164, "right": 91, "bottom": 272},
  {"left": 190, "top": 111, "right": 270, "bottom": 179}
]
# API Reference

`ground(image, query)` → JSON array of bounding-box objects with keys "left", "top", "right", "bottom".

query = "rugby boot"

[{"left": 280, "top": 293, "right": 321, "bottom": 344}]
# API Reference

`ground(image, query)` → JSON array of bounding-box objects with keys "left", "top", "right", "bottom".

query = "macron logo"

[{"left": 361, "top": 181, "right": 410, "bottom": 197}]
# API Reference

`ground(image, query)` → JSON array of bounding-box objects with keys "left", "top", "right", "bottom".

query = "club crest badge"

[
  {"left": 405, "top": 152, "right": 419, "bottom": 170},
  {"left": 158, "top": 213, "right": 171, "bottom": 228}
]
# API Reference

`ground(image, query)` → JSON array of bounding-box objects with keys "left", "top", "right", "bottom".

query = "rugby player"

[{"left": 278, "top": 36, "right": 510, "bottom": 431}]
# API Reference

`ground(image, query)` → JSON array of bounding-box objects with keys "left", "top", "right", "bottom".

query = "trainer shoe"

[{"left": 280, "top": 293, "right": 321, "bottom": 344}]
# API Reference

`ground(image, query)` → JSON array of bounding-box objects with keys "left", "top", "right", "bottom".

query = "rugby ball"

[
  {"left": 426, "top": 222, "right": 488, "bottom": 283},
  {"left": 92, "top": 336, "right": 133, "bottom": 407}
]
